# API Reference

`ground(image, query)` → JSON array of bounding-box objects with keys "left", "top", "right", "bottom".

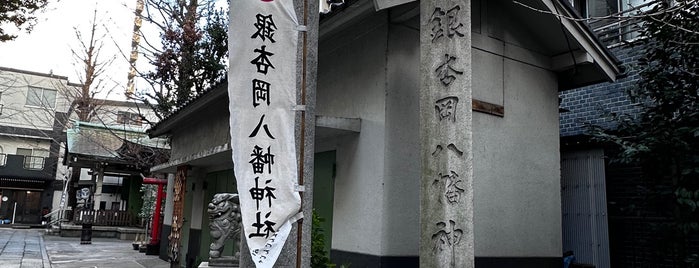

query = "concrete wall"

[
  {"left": 169, "top": 99, "right": 230, "bottom": 160},
  {"left": 0, "top": 136, "right": 52, "bottom": 155},
  {"left": 0, "top": 69, "right": 72, "bottom": 131},
  {"left": 472, "top": 57, "right": 561, "bottom": 257},
  {"left": 89, "top": 102, "right": 159, "bottom": 131},
  {"left": 316, "top": 10, "right": 388, "bottom": 257},
  {"left": 472, "top": 0, "right": 563, "bottom": 258},
  {"left": 383, "top": 17, "right": 421, "bottom": 257},
  {"left": 316, "top": 0, "right": 563, "bottom": 261}
]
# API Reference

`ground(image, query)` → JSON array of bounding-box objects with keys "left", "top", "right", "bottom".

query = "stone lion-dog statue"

[{"left": 208, "top": 193, "right": 242, "bottom": 260}]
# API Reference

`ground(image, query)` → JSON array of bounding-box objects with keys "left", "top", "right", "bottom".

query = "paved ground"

[
  {"left": 0, "top": 228, "right": 47, "bottom": 268},
  {"left": 0, "top": 228, "right": 169, "bottom": 268}
]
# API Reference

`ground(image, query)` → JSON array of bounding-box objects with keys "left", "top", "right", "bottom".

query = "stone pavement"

[
  {"left": 0, "top": 227, "right": 48, "bottom": 268},
  {"left": 0, "top": 228, "right": 169, "bottom": 268}
]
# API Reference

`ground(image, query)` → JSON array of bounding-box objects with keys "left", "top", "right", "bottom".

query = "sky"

[{"left": 0, "top": 0, "right": 147, "bottom": 101}]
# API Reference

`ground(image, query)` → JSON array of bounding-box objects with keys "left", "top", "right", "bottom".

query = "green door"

[{"left": 313, "top": 151, "right": 336, "bottom": 255}]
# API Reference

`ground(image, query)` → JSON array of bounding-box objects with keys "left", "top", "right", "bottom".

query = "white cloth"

[{"left": 228, "top": 1, "right": 301, "bottom": 267}]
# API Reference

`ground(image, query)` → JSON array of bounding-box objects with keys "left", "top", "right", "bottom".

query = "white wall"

[
  {"left": 316, "top": 1, "right": 563, "bottom": 259},
  {"left": 0, "top": 136, "right": 52, "bottom": 154},
  {"left": 472, "top": 54, "right": 561, "bottom": 257},
  {"left": 316, "top": 11, "right": 389, "bottom": 257},
  {"left": 0, "top": 69, "right": 73, "bottom": 131},
  {"left": 382, "top": 18, "right": 421, "bottom": 257},
  {"left": 89, "top": 101, "right": 159, "bottom": 130}
]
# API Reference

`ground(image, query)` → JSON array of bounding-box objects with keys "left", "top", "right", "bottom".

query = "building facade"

[
  {"left": 148, "top": 0, "right": 621, "bottom": 267},
  {"left": 0, "top": 67, "right": 75, "bottom": 224},
  {"left": 559, "top": 1, "right": 699, "bottom": 267}
]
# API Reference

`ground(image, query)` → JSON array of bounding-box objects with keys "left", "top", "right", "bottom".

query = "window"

[
  {"left": 588, "top": 0, "right": 619, "bottom": 17},
  {"left": 17, "top": 148, "right": 48, "bottom": 170},
  {"left": 26, "top": 87, "right": 57, "bottom": 108},
  {"left": 116, "top": 111, "right": 143, "bottom": 126},
  {"left": 16, "top": 148, "right": 32, "bottom": 156},
  {"left": 111, "top": 202, "right": 121, "bottom": 211},
  {"left": 574, "top": 0, "right": 655, "bottom": 46}
]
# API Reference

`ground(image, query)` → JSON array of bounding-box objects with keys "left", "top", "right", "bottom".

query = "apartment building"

[{"left": 0, "top": 67, "right": 75, "bottom": 224}]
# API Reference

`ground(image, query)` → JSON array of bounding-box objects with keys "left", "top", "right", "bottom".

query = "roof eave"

[
  {"left": 147, "top": 83, "right": 227, "bottom": 138},
  {"left": 544, "top": 0, "right": 622, "bottom": 82}
]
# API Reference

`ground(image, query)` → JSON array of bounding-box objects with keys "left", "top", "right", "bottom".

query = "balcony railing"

[
  {"left": 0, "top": 153, "right": 53, "bottom": 179},
  {"left": 588, "top": 1, "right": 658, "bottom": 47},
  {"left": 23, "top": 155, "right": 45, "bottom": 170}
]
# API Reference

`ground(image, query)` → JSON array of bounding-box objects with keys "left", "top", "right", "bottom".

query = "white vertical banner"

[{"left": 228, "top": 1, "right": 302, "bottom": 267}]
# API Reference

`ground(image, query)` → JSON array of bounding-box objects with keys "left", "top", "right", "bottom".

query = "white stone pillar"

[
  {"left": 164, "top": 173, "right": 175, "bottom": 226},
  {"left": 94, "top": 167, "right": 104, "bottom": 210},
  {"left": 420, "top": 0, "right": 474, "bottom": 267}
]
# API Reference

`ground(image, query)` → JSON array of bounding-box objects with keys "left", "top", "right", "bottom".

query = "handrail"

[
  {"left": 47, "top": 172, "right": 72, "bottom": 228},
  {"left": 587, "top": 0, "right": 659, "bottom": 47}
]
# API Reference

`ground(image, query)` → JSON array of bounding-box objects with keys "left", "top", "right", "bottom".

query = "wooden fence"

[{"left": 72, "top": 210, "right": 137, "bottom": 226}]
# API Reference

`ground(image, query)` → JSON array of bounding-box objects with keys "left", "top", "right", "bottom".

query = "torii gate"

[{"left": 143, "top": 177, "right": 167, "bottom": 251}]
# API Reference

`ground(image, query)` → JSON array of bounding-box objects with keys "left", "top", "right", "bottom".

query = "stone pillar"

[
  {"left": 163, "top": 173, "right": 175, "bottom": 228},
  {"left": 93, "top": 166, "right": 104, "bottom": 210},
  {"left": 419, "top": 0, "right": 474, "bottom": 267},
  {"left": 160, "top": 173, "right": 175, "bottom": 261},
  {"left": 294, "top": 0, "right": 318, "bottom": 266}
]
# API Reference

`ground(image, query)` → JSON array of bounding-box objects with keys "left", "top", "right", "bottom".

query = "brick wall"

[
  {"left": 561, "top": 43, "right": 699, "bottom": 267},
  {"left": 559, "top": 45, "right": 644, "bottom": 137}
]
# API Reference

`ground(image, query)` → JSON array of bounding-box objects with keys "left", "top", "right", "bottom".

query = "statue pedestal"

[{"left": 199, "top": 257, "right": 239, "bottom": 267}]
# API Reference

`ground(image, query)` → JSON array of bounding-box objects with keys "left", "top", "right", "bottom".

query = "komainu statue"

[{"left": 208, "top": 193, "right": 242, "bottom": 263}]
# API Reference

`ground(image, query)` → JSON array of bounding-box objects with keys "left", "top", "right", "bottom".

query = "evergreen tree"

[
  {"left": 0, "top": 0, "right": 49, "bottom": 42},
  {"left": 591, "top": 0, "right": 699, "bottom": 264},
  {"left": 136, "top": 0, "right": 228, "bottom": 118}
]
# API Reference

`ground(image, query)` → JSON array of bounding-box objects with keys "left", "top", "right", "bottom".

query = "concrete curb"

[{"left": 39, "top": 231, "right": 52, "bottom": 268}]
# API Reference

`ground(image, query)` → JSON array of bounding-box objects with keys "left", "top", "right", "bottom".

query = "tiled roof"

[
  {"left": 147, "top": 79, "right": 227, "bottom": 135},
  {"left": 68, "top": 121, "right": 169, "bottom": 159}
]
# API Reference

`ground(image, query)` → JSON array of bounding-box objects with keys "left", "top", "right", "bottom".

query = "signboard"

[{"left": 229, "top": 1, "right": 302, "bottom": 267}]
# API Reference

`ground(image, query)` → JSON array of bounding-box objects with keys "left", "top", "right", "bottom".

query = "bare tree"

[
  {"left": 65, "top": 9, "right": 116, "bottom": 122},
  {"left": 0, "top": 7, "right": 164, "bottom": 171}
]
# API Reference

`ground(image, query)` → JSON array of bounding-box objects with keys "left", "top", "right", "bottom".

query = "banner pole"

[{"left": 296, "top": 0, "right": 309, "bottom": 266}]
